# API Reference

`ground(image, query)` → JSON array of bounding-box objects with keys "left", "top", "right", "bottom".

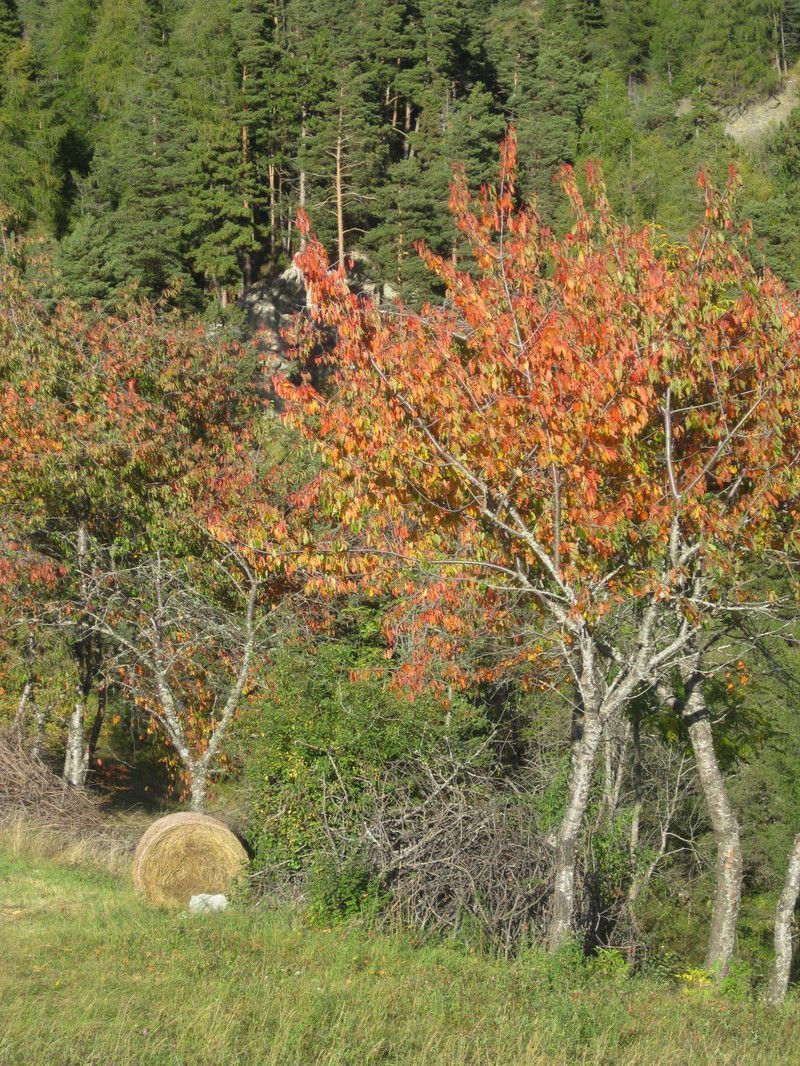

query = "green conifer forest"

[{"left": 2, "top": 0, "right": 800, "bottom": 306}]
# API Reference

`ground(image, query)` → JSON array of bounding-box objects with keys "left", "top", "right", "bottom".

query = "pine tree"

[
  {"left": 515, "top": 2, "right": 594, "bottom": 220},
  {"left": 184, "top": 121, "right": 259, "bottom": 302},
  {"left": 648, "top": 0, "right": 703, "bottom": 92},
  {"left": 484, "top": 0, "right": 539, "bottom": 105},
  {"left": 367, "top": 84, "right": 502, "bottom": 304},
  {"left": 0, "top": 0, "right": 21, "bottom": 58},
  {"left": 602, "top": 0, "right": 652, "bottom": 80},
  {"left": 579, "top": 69, "right": 639, "bottom": 219},
  {"left": 696, "top": 0, "right": 780, "bottom": 100},
  {"left": 57, "top": 58, "right": 196, "bottom": 305},
  {"left": 292, "top": 0, "right": 389, "bottom": 267},
  {"left": 367, "top": 0, "right": 501, "bottom": 299},
  {"left": 0, "top": 36, "right": 62, "bottom": 229},
  {"left": 82, "top": 0, "right": 160, "bottom": 118}
]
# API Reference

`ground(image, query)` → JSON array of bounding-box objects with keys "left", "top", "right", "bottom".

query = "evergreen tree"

[
  {"left": 484, "top": 0, "right": 539, "bottom": 105},
  {"left": 515, "top": 1, "right": 594, "bottom": 221},
  {"left": 82, "top": 0, "right": 159, "bottom": 117},
  {"left": 648, "top": 0, "right": 703, "bottom": 93},
  {"left": 367, "top": 83, "right": 503, "bottom": 302},
  {"left": 184, "top": 121, "right": 258, "bottom": 302},
  {"left": 57, "top": 58, "right": 196, "bottom": 304},
  {"left": 170, "top": 0, "right": 259, "bottom": 295},
  {"left": 0, "top": 35, "right": 62, "bottom": 229},
  {"left": 696, "top": 0, "right": 782, "bottom": 100},
  {"left": 785, "top": 0, "right": 800, "bottom": 64},
  {"left": 602, "top": 0, "right": 652, "bottom": 80},
  {"left": 0, "top": 0, "right": 21, "bottom": 58},
  {"left": 294, "top": 0, "right": 389, "bottom": 267},
  {"left": 579, "top": 68, "right": 639, "bottom": 219}
]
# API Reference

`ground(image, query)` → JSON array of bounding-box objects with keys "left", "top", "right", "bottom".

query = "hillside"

[
  {"left": 1, "top": 0, "right": 800, "bottom": 308},
  {"left": 3, "top": 0, "right": 800, "bottom": 1045}
]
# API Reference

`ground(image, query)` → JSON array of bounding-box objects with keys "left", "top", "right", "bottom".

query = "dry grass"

[
  {"left": 0, "top": 730, "right": 133, "bottom": 876},
  {"left": 0, "top": 810, "right": 133, "bottom": 876}
]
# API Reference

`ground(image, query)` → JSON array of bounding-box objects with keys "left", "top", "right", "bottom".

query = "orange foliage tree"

[
  {"left": 0, "top": 228, "right": 307, "bottom": 794},
  {"left": 279, "top": 135, "right": 800, "bottom": 955}
]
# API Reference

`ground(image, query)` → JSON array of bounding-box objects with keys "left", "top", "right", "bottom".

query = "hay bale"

[{"left": 132, "top": 812, "right": 247, "bottom": 908}]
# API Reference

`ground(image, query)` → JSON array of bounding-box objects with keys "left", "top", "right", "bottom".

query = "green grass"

[{"left": 1, "top": 847, "right": 799, "bottom": 1065}]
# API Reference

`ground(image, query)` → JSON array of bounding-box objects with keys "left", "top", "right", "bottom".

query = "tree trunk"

[
  {"left": 683, "top": 680, "right": 743, "bottom": 977},
  {"left": 85, "top": 685, "right": 107, "bottom": 767},
  {"left": 13, "top": 633, "right": 38, "bottom": 740},
  {"left": 65, "top": 519, "right": 95, "bottom": 788},
  {"left": 629, "top": 713, "right": 643, "bottom": 862},
  {"left": 63, "top": 701, "right": 88, "bottom": 787},
  {"left": 335, "top": 110, "right": 345, "bottom": 270},
  {"left": 766, "top": 832, "right": 800, "bottom": 1005},
  {"left": 268, "top": 163, "right": 276, "bottom": 260},
  {"left": 547, "top": 713, "right": 604, "bottom": 950},
  {"left": 189, "top": 768, "right": 207, "bottom": 812},
  {"left": 12, "top": 680, "right": 32, "bottom": 736},
  {"left": 31, "top": 701, "right": 47, "bottom": 759},
  {"left": 299, "top": 109, "right": 307, "bottom": 230}
]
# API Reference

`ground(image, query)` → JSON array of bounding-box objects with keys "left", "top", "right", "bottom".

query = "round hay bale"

[{"left": 132, "top": 812, "right": 247, "bottom": 908}]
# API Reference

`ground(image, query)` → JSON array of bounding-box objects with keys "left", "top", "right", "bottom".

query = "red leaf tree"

[
  {"left": 0, "top": 229, "right": 304, "bottom": 793},
  {"left": 279, "top": 135, "right": 800, "bottom": 957}
]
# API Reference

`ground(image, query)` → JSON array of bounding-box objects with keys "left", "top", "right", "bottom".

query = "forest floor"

[{"left": 2, "top": 835, "right": 800, "bottom": 1065}]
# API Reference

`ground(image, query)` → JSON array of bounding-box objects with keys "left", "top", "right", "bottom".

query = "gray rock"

[
  {"left": 189, "top": 893, "right": 229, "bottom": 913},
  {"left": 239, "top": 254, "right": 399, "bottom": 395}
]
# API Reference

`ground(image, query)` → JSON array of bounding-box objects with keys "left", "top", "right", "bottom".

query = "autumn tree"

[
  {"left": 280, "top": 136, "right": 800, "bottom": 955},
  {"left": 82, "top": 545, "right": 261, "bottom": 811},
  {"left": 77, "top": 416, "right": 315, "bottom": 810},
  {"left": 0, "top": 227, "right": 256, "bottom": 784}
]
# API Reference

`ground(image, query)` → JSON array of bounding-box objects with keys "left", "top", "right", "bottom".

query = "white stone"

[{"left": 189, "top": 893, "right": 229, "bottom": 913}]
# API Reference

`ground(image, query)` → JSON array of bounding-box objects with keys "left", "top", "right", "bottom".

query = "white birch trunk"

[
  {"left": 547, "top": 713, "right": 604, "bottom": 950},
  {"left": 62, "top": 701, "right": 89, "bottom": 787},
  {"left": 766, "top": 833, "right": 800, "bottom": 1005},
  {"left": 683, "top": 681, "right": 743, "bottom": 977}
]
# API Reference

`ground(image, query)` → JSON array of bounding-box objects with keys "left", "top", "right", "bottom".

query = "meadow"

[{"left": 1, "top": 828, "right": 799, "bottom": 1066}]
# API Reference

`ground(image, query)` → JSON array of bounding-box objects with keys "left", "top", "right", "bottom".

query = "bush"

[{"left": 237, "top": 619, "right": 490, "bottom": 879}]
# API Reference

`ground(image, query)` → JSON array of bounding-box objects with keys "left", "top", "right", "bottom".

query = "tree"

[
  {"left": 0, "top": 1, "right": 21, "bottom": 56},
  {"left": 294, "top": 0, "right": 389, "bottom": 269},
  {"left": 514, "top": 2, "right": 594, "bottom": 222},
  {"left": 57, "top": 57, "right": 197, "bottom": 306},
  {"left": 696, "top": 0, "right": 783, "bottom": 101},
  {"left": 0, "top": 36, "right": 62, "bottom": 230},
  {"left": 601, "top": 0, "right": 652, "bottom": 81},
  {"left": 86, "top": 547, "right": 263, "bottom": 811},
  {"left": 280, "top": 137, "right": 800, "bottom": 952},
  {"left": 0, "top": 231, "right": 257, "bottom": 784},
  {"left": 766, "top": 832, "right": 800, "bottom": 1003},
  {"left": 578, "top": 69, "right": 639, "bottom": 221},
  {"left": 367, "top": 83, "right": 503, "bottom": 302}
]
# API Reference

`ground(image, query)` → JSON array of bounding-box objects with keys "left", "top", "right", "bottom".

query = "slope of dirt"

[{"left": 723, "top": 79, "right": 799, "bottom": 143}]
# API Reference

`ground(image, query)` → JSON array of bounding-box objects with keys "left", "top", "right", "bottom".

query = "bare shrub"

[
  {"left": 313, "top": 749, "right": 551, "bottom": 955},
  {"left": 0, "top": 730, "right": 128, "bottom": 855}
]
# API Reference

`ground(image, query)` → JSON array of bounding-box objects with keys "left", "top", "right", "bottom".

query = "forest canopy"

[{"left": 2, "top": 0, "right": 800, "bottom": 308}]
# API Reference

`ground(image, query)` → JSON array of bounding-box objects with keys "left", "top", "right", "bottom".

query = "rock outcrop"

[{"left": 239, "top": 252, "right": 397, "bottom": 389}]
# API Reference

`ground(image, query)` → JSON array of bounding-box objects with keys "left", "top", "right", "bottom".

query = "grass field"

[{"left": 2, "top": 838, "right": 800, "bottom": 1065}]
